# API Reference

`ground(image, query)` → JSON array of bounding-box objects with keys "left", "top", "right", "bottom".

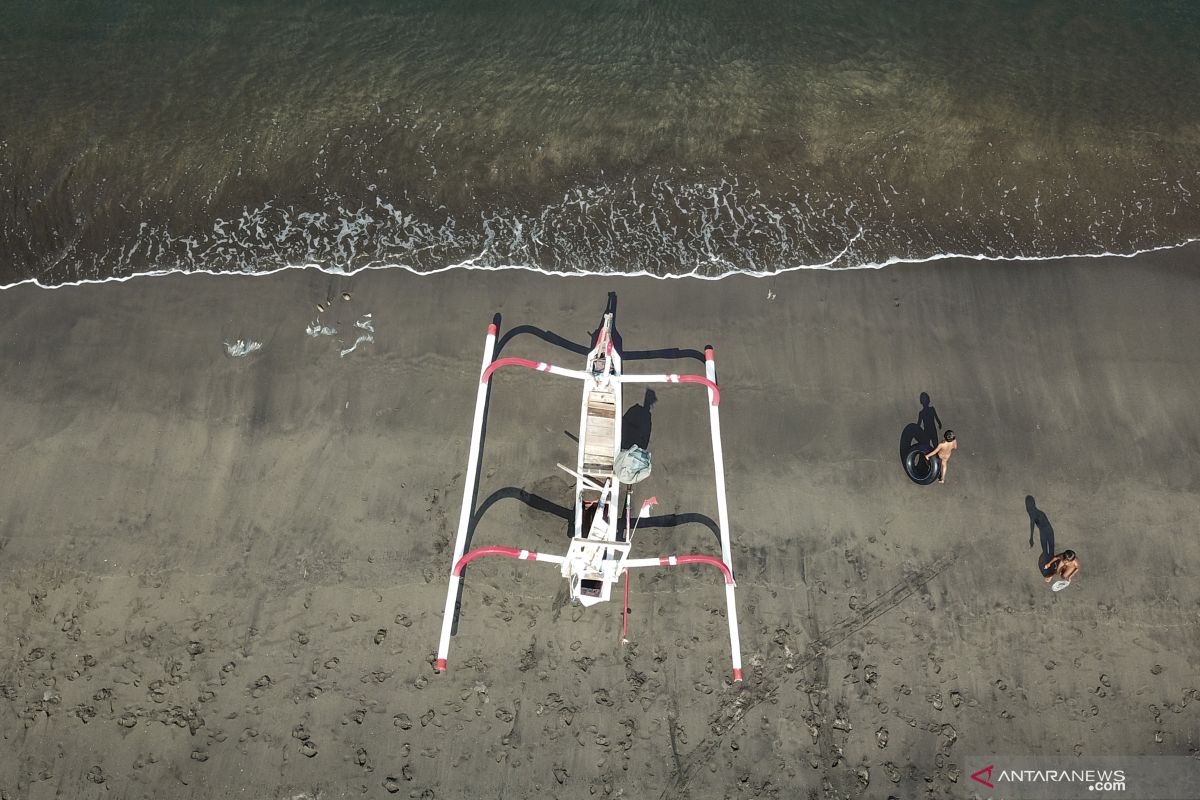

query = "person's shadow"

[
  {"left": 1026, "top": 495, "right": 1056, "bottom": 575},
  {"left": 900, "top": 392, "right": 941, "bottom": 473},
  {"left": 621, "top": 389, "right": 656, "bottom": 450},
  {"left": 917, "top": 392, "right": 942, "bottom": 450}
]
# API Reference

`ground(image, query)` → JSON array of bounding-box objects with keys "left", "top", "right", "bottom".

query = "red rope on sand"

[{"left": 621, "top": 571, "right": 631, "bottom": 643}]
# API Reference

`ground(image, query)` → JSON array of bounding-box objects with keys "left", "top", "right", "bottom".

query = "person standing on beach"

[
  {"left": 927, "top": 430, "right": 957, "bottom": 484},
  {"left": 1044, "top": 550, "right": 1080, "bottom": 584}
]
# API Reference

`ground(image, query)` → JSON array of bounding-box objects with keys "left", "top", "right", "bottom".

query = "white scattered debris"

[
  {"left": 224, "top": 339, "right": 263, "bottom": 357},
  {"left": 354, "top": 313, "right": 374, "bottom": 333},
  {"left": 339, "top": 334, "right": 373, "bottom": 358},
  {"left": 305, "top": 321, "right": 337, "bottom": 337}
]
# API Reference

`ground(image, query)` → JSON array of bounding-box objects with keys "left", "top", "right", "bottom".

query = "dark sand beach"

[{"left": 2, "top": 247, "right": 1200, "bottom": 798}]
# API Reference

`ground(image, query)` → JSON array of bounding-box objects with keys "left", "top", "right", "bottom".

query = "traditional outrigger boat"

[{"left": 435, "top": 309, "right": 743, "bottom": 681}]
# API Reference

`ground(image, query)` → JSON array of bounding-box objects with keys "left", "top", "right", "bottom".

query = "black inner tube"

[{"left": 904, "top": 448, "right": 940, "bottom": 484}]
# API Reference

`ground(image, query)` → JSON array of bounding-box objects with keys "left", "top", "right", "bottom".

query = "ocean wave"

[
  {"left": 4, "top": 230, "right": 1197, "bottom": 294},
  {"left": 4, "top": 163, "right": 1197, "bottom": 291}
]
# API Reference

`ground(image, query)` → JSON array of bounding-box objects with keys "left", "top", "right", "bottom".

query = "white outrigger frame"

[{"left": 435, "top": 312, "right": 743, "bottom": 682}]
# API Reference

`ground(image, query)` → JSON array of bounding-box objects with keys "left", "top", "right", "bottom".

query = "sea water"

[{"left": 2, "top": 0, "right": 1198, "bottom": 286}]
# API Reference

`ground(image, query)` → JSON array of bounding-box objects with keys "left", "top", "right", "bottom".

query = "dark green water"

[{"left": 2, "top": 1, "right": 1198, "bottom": 284}]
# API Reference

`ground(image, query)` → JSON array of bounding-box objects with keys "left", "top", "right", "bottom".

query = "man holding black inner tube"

[{"left": 926, "top": 430, "right": 957, "bottom": 484}]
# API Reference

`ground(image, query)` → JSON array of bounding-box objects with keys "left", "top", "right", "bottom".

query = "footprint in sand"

[
  {"left": 299, "top": 740, "right": 318, "bottom": 758},
  {"left": 374, "top": 629, "right": 388, "bottom": 645},
  {"left": 393, "top": 713, "right": 413, "bottom": 730},
  {"left": 249, "top": 675, "right": 272, "bottom": 698},
  {"left": 383, "top": 777, "right": 401, "bottom": 794},
  {"left": 420, "top": 709, "right": 435, "bottom": 727}
]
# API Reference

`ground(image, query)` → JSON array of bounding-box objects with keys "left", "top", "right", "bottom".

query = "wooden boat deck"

[{"left": 581, "top": 386, "right": 616, "bottom": 478}]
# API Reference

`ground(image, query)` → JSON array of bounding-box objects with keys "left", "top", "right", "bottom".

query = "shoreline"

[
  {"left": 1, "top": 247, "right": 1198, "bottom": 798},
  {"left": 1, "top": 236, "right": 1197, "bottom": 293}
]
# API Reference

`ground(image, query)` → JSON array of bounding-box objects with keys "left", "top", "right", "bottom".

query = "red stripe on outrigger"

[
  {"left": 656, "top": 554, "right": 734, "bottom": 584},
  {"left": 677, "top": 374, "right": 720, "bottom": 406},
  {"left": 480, "top": 357, "right": 551, "bottom": 384},
  {"left": 452, "top": 546, "right": 539, "bottom": 576}
]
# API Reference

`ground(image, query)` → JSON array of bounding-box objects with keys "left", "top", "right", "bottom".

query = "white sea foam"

[
  {"left": 339, "top": 334, "right": 373, "bottom": 358},
  {"left": 224, "top": 339, "right": 263, "bottom": 357},
  {"left": 305, "top": 322, "right": 337, "bottom": 337},
  {"left": 2, "top": 166, "right": 1198, "bottom": 292},
  {"left": 3, "top": 231, "right": 1197, "bottom": 297}
]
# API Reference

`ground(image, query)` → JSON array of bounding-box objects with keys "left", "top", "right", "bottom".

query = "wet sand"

[{"left": 1, "top": 247, "right": 1199, "bottom": 798}]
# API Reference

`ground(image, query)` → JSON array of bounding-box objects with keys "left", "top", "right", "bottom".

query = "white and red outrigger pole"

[{"left": 435, "top": 311, "right": 743, "bottom": 682}]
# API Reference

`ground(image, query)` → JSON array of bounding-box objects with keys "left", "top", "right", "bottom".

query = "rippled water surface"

[{"left": 2, "top": 1, "right": 1198, "bottom": 284}]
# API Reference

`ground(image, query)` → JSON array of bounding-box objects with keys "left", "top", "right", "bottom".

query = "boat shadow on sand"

[
  {"left": 494, "top": 293, "right": 706, "bottom": 365},
  {"left": 461, "top": 490, "right": 723, "bottom": 561}
]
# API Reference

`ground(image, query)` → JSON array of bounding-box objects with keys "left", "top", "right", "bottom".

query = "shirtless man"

[
  {"left": 1044, "top": 550, "right": 1080, "bottom": 584},
  {"left": 926, "top": 430, "right": 957, "bottom": 484}
]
